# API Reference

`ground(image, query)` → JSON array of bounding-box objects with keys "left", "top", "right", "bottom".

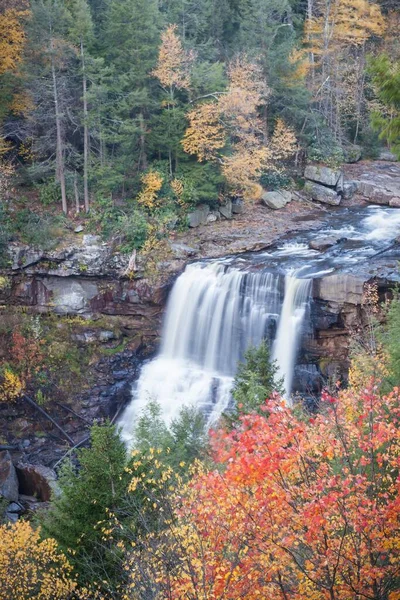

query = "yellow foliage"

[
  {"left": 182, "top": 101, "right": 226, "bottom": 161},
  {"left": 137, "top": 171, "right": 164, "bottom": 210},
  {"left": 152, "top": 24, "right": 193, "bottom": 92},
  {"left": 0, "top": 9, "right": 29, "bottom": 75},
  {"left": 183, "top": 55, "right": 295, "bottom": 201},
  {"left": 304, "top": 0, "right": 385, "bottom": 57},
  {"left": 270, "top": 118, "right": 297, "bottom": 160},
  {"left": 0, "top": 521, "right": 76, "bottom": 600},
  {"left": 0, "top": 368, "right": 23, "bottom": 402}
]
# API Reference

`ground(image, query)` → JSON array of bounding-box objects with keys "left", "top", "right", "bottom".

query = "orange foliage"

[{"left": 131, "top": 384, "right": 400, "bottom": 599}]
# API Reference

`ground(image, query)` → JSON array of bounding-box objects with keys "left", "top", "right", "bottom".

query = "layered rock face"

[{"left": 1, "top": 234, "right": 170, "bottom": 346}]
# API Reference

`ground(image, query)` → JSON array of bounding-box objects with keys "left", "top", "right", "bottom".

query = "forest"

[
  {"left": 0, "top": 0, "right": 399, "bottom": 254},
  {"left": 2, "top": 0, "right": 400, "bottom": 598}
]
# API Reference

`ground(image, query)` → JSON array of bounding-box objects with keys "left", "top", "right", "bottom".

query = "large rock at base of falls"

[
  {"left": 304, "top": 165, "right": 342, "bottom": 187},
  {"left": 304, "top": 181, "right": 341, "bottom": 206},
  {"left": 188, "top": 204, "right": 210, "bottom": 227},
  {"left": 261, "top": 190, "right": 292, "bottom": 209},
  {"left": 16, "top": 464, "right": 59, "bottom": 502},
  {"left": 0, "top": 451, "right": 19, "bottom": 501},
  {"left": 316, "top": 274, "right": 365, "bottom": 305}
]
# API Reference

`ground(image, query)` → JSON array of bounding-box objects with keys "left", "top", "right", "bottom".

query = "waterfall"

[
  {"left": 119, "top": 262, "right": 312, "bottom": 441},
  {"left": 272, "top": 275, "right": 312, "bottom": 402}
]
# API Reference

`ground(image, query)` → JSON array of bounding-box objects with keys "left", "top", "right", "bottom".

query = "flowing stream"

[{"left": 120, "top": 206, "right": 400, "bottom": 440}]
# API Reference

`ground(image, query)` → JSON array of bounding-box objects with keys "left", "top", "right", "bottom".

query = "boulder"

[
  {"left": 261, "top": 190, "right": 292, "bottom": 210},
  {"left": 219, "top": 200, "right": 233, "bottom": 219},
  {"left": 309, "top": 237, "right": 340, "bottom": 252},
  {"left": 304, "top": 181, "right": 341, "bottom": 206},
  {"left": 379, "top": 150, "right": 398, "bottom": 162},
  {"left": 304, "top": 165, "right": 342, "bottom": 188},
  {"left": 0, "top": 451, "right": 19, "bottom": 502},
  {"left": 74, "top": 225, "right": 84, "bottom": 233},
  {"left": 342, "top": 181, "right": 359, "bottom": 200},
  {"left": 169, "top": 243, "right": 199, "bottom": 259},
  {"left": 343, "top": 145, "right": 362, "bottom": 163},
  {"left": 188, "top": 204, "right": 210, "bottom": 228},
  {"left": 232, "top": 199, "right": 244, "bottom": 214},
  {"left": 16, "top": 464, "right": 59, "bottom": 502},
  {"left": 358, "top": 181, "right": 393, "bottom": 205},
  {"left": 206, "top": 213, "right": 218, "bottom": 223},
  {"left": 389, "top": 198, "right": 400, "bottom": 208}
]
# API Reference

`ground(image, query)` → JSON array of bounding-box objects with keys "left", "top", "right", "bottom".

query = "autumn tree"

[
  {"left": 0, "top": 4, "right": 30, "bottom": 156},
  {"left": 303, "top": 0, "right": 386, "bottom": 146},
  {"left": 152, "top": 24, "right": 194, "bottom": 175},
  {"left": 183, "top": 55, "right": 296, "bottom": 201},
  {"left": 124, "top": 383, "right": 400, "bottom": 599},
  {"left": 0, "top": 521, "right": 76, "bottom": 599}
]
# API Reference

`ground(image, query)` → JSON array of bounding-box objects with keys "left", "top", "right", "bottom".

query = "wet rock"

[
  {"left": 304, "top": 165, "right": 342, "bottom": 187},
  {"left": 16, "top": 464, "right": 59, "bottom": 502},
  {"left": 309, "top": 237, "right": 340, "bottom": 252},
  {"left": 389, "top": 198, "right": 400, "bottom": 208},
  {"left": 219, "top": 200, "right": 233, "bottom": 219},
  {"left": 304, "top": 182, "right": 341, "bottom": 206},
  {"left": 261, "top": 190, "right": 292, "bottom": 209},
  {"left": 316, "top": 274, "right": 364, "bottom": 305},
  {"left": 188, "top": 204, "right": 210, "bottom": 227},
  {"left": 0, "top": 451, "right": 19, "bottom": 502}
]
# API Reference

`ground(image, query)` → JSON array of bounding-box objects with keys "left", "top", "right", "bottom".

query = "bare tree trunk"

[
  {"left": 81, "top": 39, "right": 90, "bottom": 213},
  {"left": 50, "top": 38, "right": 67, "bottom": 214},
  {"left": 74, "top": 171, "right": 80, "bottom": 213}
]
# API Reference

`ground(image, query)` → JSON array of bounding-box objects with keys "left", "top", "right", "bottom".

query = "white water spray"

[{"left": 119, "top": 262, "right": 312, "bottom": 441}]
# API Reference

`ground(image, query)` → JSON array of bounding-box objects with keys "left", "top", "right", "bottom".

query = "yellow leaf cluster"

[
  {"left": 152, "top": 24, "right": 193, "bottom": 92},
  {"left": 0, "top": 521, "right": 76, "bottom": 599},
  {"left": 304, "top": 0, "right": 385, "bottom": 57},
  {"left": 182, "top": 101, "right": 226, "bottom": 161},
  {"left": 137, "top": 171, "right": 164, "bottom": 210},
  {"left": 0, "top": 9, "right": 29, "bottom": 75},
  {"left": 183, "top": 55, "right": 295, "bottom": 201},
  {"left": 270, "top": 118, "right": 297, "bottom": 161},
  {"left": 0, "top": 368, "right": 23, "bottom": 403}
]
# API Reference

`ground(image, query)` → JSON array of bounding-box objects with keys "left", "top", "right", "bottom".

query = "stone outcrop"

[
  {"left": 188, "top": 204, "right": 210, "bottom": 227},
  {"left": 304, "top": 165, "right": 342, "bottom": 187},
  {"left": 261, "top": 190, "right": 292, "bottom": 210},
  {"left": 304, "top": 181, "right": 341, "bottom": 205},
  {"left": 343, "top": 161, "right": 400, "bottom": 206}
]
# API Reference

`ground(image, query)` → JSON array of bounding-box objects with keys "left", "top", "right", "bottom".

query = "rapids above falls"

[{"left": 120, "top": 206, "right": 400, "bottom": 440}]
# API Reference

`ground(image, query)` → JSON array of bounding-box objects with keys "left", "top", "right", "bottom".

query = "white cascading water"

[
  {"left": 272, "top": 275, "right": 312, "bottom": 404},
  {"left": 119, "top": 262, "right": 311, "bottom": 441}
]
